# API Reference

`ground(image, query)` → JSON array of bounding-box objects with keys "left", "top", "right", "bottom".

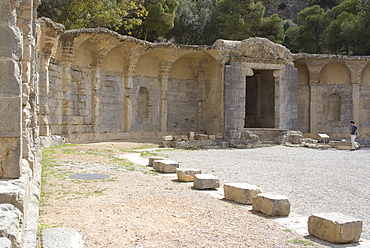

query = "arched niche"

[
  {"left": 73, "top": 40, "right": 94, "bottom": 68},
  {"left": 170, "top": 55, "right": 197, "bottom": 80},
  {"left": 294, "top": 63, "right": 309, "bottom": 85},
  {"left": 361, "top": 63, "right": 370, "bottom": 85},
  {"left": 135, "top": 53, "right": 159, "bottom": 77},
  {"left": 102, "top": 46, "right": 127, "bottom": 73},
  {"left": 320, "top": 62, "right": 350, "bottom": 85}
]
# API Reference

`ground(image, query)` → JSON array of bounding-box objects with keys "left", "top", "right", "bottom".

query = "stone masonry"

[{"left": 1, "top": 5, "right": 370, "bottom": 247}]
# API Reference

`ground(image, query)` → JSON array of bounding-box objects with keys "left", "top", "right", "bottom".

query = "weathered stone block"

[
  {"left": 153, "top": 160, "right": 179, "bottom": 173},
  {"left": 208, "top": 135, "right": 216, "bottom": 140},
  {"left": 188, "top": 132, "right": 195, "bottom": 140},
  {"left": 0, "top": 61, "right": 21, "bottom": 95},
  {"left": 224, "top": 183, "right": 262, "bottom": 205},
  {"left": 0, "top": 97, "right": 21, "bottom": 137},
  {"left": 0, "top": 182, "right": 25, "bottom": 212},
  {"left": 195, "top": 134, "right": 208, "bottom": 140},
  {"left": 41, "top": 227, "right": 84, "bottom": 248},
  {"left": 0, "top": 237, "right": 11, "bottom": 248},
  {"left": 148, "top": 156, "right": 164, "bottom": 167},
  {"left": 0, "top": 137, "right": 21, "bottom": 179},
  {"left": 0, "top": 204, "right": 23, "bottom": 248},
  {"left": 163, "top": 135, "right": 173, "bottom": 141},
  {"left": 193, "top": 174, "right": 219, "bottom": 189},
  {"left": 252, "top": 192, "right": 290, "bottom": 217},
  {"left": 176, "top": 168, "right": 202, "bottom": 182},
  {"left": 308, "top": 212, "right": 362, "bottom": 244}
]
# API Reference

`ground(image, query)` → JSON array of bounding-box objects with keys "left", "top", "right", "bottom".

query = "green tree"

[
  {"left": 216, "top": 0, "right": 284, "bottom": 43},
  {"left": 142, "top": 0, "right": 178, "bottom": 40},
  {"left": 285, "top": 5, "right": 326, "bottom": 53},
  {"left": 166, "top": 0, "right": 219, "bottom": 45},
  {"left": 38, "top": 0, "right": 146, "bottom": 31},
  {"left": 310, "top": 0, "right": 344, "bottom": 9},
  {"left": 355, "top": 0, "right": 370, "bottom": 54}
]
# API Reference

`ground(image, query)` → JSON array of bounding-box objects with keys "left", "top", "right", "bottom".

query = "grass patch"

[{"left": 287, "top": 238, "right": 316, "bottom": 246}]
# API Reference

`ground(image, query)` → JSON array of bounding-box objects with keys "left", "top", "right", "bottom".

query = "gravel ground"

[{"left": 158, "top": 146, "right": 370, "bottom": 241}]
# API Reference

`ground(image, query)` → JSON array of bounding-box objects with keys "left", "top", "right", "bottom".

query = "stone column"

[
  {"left": 224, "top": 62, "right": 247, "bottom": 132},
  {"left": 158, "top": 61, "right": 173, "bottom": 132},
  {"left": 0, "top": 0, "right": 23, "bottom": 179},
  {"left": 37, "top": 19, "right": 64, "bottom": 136},
  {"left": 123, "top": 48, "right": 141, "bottom": 132},
  {"left": 346, "top": 62, "right": 366, "bottom": 124},
  {"left": 306, "top": 64, "right": 321, "bottom": 135},
  {"left": 61, "top": 42, "right": 74, "bottom": 134},
  {"left": 91, "top": 58, "right": 103, "bottom": 133},
  {"left": 197, "top": 62, "right": 207, "bottom": 132}
]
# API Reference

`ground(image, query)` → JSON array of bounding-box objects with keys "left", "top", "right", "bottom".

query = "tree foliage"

[
  {"left": 142, "top": 0, "right": 178, "bottom": 40},
  {"left": 216, "top": 0, "right": 284, "bottom": 43},
  {"left": 166, "top": 0, "right": 219, "bottom": 45},
  {"left": 38, "top": 0, "right": 146, "bottom": 31}
]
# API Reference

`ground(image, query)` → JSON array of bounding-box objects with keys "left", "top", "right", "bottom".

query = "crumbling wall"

[{"left": 0, "top": 0, "right": 41, "bottom": 247}]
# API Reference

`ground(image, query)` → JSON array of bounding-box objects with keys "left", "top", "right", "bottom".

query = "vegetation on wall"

[{"left": 38, "top": 0, "right": 370, "bottom": 55}]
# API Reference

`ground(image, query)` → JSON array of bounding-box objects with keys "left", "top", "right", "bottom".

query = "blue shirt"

[{"left": 351, "top": 125, "right": 358, "bottom": 135}]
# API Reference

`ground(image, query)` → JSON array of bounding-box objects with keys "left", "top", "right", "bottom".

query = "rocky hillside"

[{"left": 260, "top": 0, "right": 311, "bottom": 22}]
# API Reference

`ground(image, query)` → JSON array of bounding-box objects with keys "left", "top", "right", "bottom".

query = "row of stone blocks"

[
  {"left": 149, "top": 156, "right": 363, "bottom": 244},
  {"left": 223, "top": 183, "right": 362, "bottom": 244}
]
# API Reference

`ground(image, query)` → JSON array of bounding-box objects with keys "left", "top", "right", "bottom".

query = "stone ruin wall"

[
  {"left": 294, "top": 54, "right": 370, "bottom": 144},
  {"left": 36, "top": 20, "right": 225, "bottom": 145},
  {"left": 1, "top": 0, "right": 41, "bottom": 247},
  {"left": 1, "top": 8, "right": 370, "bottom": 247}
]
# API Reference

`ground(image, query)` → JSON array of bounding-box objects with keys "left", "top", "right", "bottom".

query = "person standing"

[{"left": 350, "top": 121, "right": 359, "bottom": 151}]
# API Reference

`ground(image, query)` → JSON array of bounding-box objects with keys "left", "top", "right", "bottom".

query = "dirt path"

[{"left": 39, "top": 142, "right": 322, "bottom": 247}]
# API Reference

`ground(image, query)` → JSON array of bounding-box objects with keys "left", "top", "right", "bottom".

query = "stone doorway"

[{"left": 245, "top": 70, "right": 275, "bottom": 128}]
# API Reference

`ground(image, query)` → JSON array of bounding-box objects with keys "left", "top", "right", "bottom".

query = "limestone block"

[
  {"left": 0, "top": 237, "right": 11, "bottom": 248},
  {"left": 41, "top": 227, "right": 84, "bottom": 248},
  {"left": 189, "top": 132, "right": 195, "bottom": 140},
  {"left": 153, "top": 160, "right": 179, "bottom": 173},
  {"left": 0, "top": 97, "right": 21, "bottom": 137},
  {"left": 224, "top": 183, "right": 262, "bottom": 205},
  {"left": 252, "top": 192, "right": 290, "bottom": 217},
  {"left": 193, "top": 174, "right": 220, "bottom": 189},
  {"left": 221, "top": 142, "right": 229, "bottom": 148},
  {"left": 308, "top": 212, "right": 362, "bottom": 244},
  {"left": 148, "top": 156, "right": 164, "bottom": 167},
  {"left": 0, "top": 137, "right": 21, "bottom": 179},
  {"left": 0, "top": 61, "right": 22, "bottom": 95},
  {"left": 163, "top": 135, "right": 173, "bottom": 141},
  {"left": 180, "top": 135, "right": 189, "bottom": 141},
  {"left": 0, "top": 204, "right": 23, "bottom": 248},
  {"left": 208, "top": 135, "right": 216, "bottom": 140},
  {"left": 195, "top": 134, "right": 208, "bottom": 140},
  {"left": 176, "top": 168, "right": 202, "bottom": 182},
  {"left": 216, "top": 133, "right": 223, "bottom": 140},
  {"left": 173, "top": 135, "right": 182, "bottom": 141},
  {"left": 0, "top": 25, "right": 22, "bottom": 59},
  {"left": 0, "top": 182, "right": 25, "bottom": 212}
]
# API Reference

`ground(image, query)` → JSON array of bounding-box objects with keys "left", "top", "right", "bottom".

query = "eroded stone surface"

[
  {"left": 176, "top": 168, "right": 202, "bottom": 182},
  {"left": 224, "top": 183, "right": 262, "bottom": 205},
  {"left": 41, "top": 227, "right": 84, "bottom": 248},
  {"left": 308, "top": 212, "right": 362, "bottom": 244},
  {"left": 252, "top": 192, "right": 290, "bottom": 217},
  {"left": 193, "top": 174, "right": 220, "bottom": 190},
  {"left": 153, "top": 160, "right": 179, "bottom": 173}
]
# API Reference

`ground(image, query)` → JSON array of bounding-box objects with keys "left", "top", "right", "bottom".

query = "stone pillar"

[
  {"left": 346, "top": 62, "right": 366, "bottom": 124},
  {"left": 306, "top": 64, "right": 321, "bottom": 135},
  {"left": 91, "top": 59, "right": 103, "bottom": 133},
  {"left": 0, "top": 0, "right": 23, "bottom": 179},
  {"left": 37, "top": 19, "right": 64, "bottom": 136},
  {"left": 197, "top": 62, "right": 207, "bottom": 132},
  {"left": 158, "top": 61, "right": 173, "bottom": 132},
  {"left": 224, "top": 62, "right": 247, "bottom": 132},
  {"left": 60, "top": 41, "right": 74, "bottom": 135},
  {"left": 123, "top": 48, "right": 141, "bottom": 132},
  {"left": 274, "top": 65, "right": 298, "bottom": 129}
]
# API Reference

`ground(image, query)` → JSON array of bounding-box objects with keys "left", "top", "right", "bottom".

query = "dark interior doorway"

[{"left": 245, "top": 70, "right": 275, "bottom": 128}]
